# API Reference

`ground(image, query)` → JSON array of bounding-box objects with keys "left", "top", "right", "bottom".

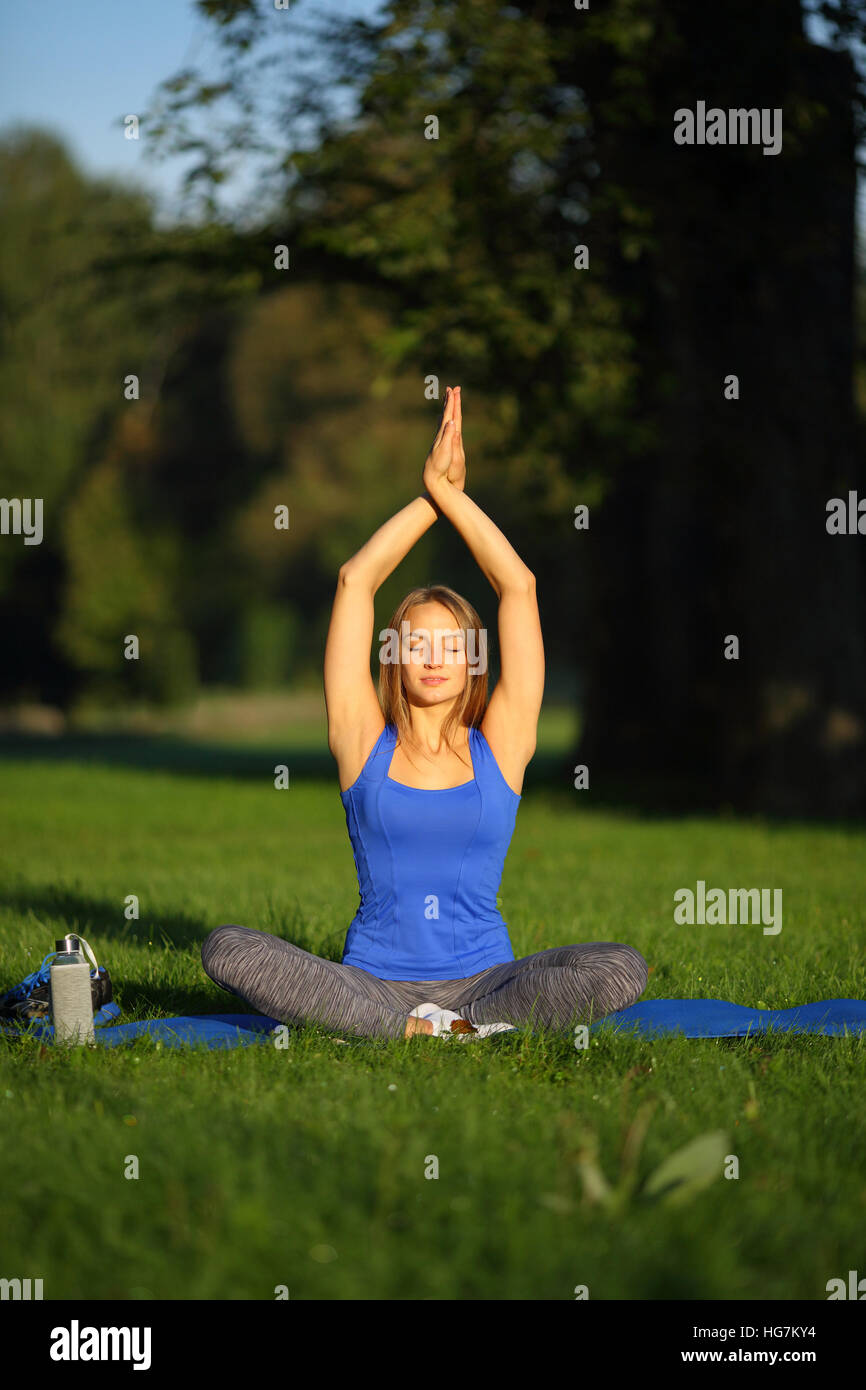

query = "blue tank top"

[{"left": 340, "top": 722, "right": 521, "bottom": 980}]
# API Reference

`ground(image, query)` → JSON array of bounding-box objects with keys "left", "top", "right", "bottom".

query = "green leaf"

[
  {"left": 575, "top": 1135, "right": 613, "bottom": 1208},
  {"left": 642, "top": 1131, "right": 730, "bottom": 1208}
]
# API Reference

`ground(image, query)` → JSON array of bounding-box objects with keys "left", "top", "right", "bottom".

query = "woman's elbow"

[
  {"left": 337, "top": 561, "right": 377, "bottom": 596},
  {"left": 507, "top": 567, "right": 535, "bottom": 594}
]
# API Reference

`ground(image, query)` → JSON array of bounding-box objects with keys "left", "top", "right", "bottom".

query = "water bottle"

[{"left": 49, "top": 934, "right": 95, "bottom": 1045}]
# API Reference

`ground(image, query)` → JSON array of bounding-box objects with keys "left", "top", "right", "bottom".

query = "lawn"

[{"left": 1, "top": 708, "right": 864, "bottom": 1300}]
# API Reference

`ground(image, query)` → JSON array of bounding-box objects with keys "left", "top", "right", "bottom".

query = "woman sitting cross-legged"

[{"left": 201, "top": 385, "right": 648, "bottom": 1040}]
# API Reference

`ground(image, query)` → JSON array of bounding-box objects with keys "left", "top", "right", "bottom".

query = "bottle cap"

[{"left": 55, "top": 934, "right": 82, "bottom": 954}]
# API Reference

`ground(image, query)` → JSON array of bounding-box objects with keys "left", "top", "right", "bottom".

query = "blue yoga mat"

[
  {"left": 592, "top": 997, "right": 866, "bottom": 1039},
  {"left": 3, "top": 998, "right": 865, "bottom": 1048},
  {"left": 1, "top": 1012, "right": 280, "bottom": 1049}
]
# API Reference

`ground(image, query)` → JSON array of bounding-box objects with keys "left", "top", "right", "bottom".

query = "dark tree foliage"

[{"left": 146, "top": 3, "right": 866, "bottom": 809}]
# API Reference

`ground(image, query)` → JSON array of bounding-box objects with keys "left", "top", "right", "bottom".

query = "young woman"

[{"left": 201, "top": 386, "right": 648, "bottom": 1039}]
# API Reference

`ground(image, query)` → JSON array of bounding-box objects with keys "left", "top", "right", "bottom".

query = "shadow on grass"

[
  {"left": 114, "top": 977, "right": 262, "bottom": 1019},
  {"left": 1, "top": 732, "right": 863, "bottom": 826},
  {"left": 0, "top": 885, "right": 344, "bottom": 1019},
  {"left": 0, "top": 730, "right": 571, "bottom": 792},
  {"left": 1, "top": 884, "right": 339, "bottom": 949},
  {"left": 0, "top": 885, "right": 207, "bottom": 949},
  {"left": 0, "top": 732, "right": 336, "bottom": 782}
]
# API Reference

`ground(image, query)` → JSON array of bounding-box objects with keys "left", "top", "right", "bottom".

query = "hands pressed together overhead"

[{"left": 423, "top": 385, "right": 466, "bottom": 495}]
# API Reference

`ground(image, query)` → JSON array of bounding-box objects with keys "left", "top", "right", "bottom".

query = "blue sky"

[{"left": 0, "top": 0, "right": 382, "bottom": 216}]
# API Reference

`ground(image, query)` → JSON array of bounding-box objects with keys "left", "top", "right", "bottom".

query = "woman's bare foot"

[{"left": 405, "top": 1014, "right": 434, "bottom": 1037}]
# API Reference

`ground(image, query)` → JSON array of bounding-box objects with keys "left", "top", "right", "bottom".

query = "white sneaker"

[{"left": 471, "top": 1021, "right": 518, "bottom": 1037}]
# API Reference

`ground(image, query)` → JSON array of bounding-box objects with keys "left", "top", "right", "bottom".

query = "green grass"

[{"left": 0, "top": 721, "right": 864, "bottom": 1300}]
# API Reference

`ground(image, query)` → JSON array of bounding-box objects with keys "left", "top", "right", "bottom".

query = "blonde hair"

[{"left": 377, "top": 584, "right": 488, "bottom": 768}]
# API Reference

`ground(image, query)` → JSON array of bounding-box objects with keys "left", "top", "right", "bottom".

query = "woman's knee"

[
  {"left": 201, "top": 923, "right": 253, "bottom": 985},
  {"left": 557, "top": 942, "right": 648, "bottom": 1010},
  {"left": 612, "top": 943, "right": 649, "bottom": 1006}
]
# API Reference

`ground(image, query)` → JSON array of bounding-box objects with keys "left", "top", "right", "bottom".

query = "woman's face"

[{"left": 400, "top": 602, "right": 469, "bottom": 706}]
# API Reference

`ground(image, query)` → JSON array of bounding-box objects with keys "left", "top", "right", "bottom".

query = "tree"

[{"left": 145, "top": 0, "right": 866, "bottom": 811}]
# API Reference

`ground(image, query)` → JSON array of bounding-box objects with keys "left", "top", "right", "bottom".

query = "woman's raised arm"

[
  {"left": 324, "top": 389, "right": 462, "bottom": 790},
  {"left": 422, "top": 389, "right": 544, "bottom": 793}
]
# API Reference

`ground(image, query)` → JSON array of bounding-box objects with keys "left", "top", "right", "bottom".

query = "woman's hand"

[
  {"left": 423, "top": 385, "right": 465, "bottom": 495},
  {"left": 447, "top": 386, "right": 466, "bottom": 490}
]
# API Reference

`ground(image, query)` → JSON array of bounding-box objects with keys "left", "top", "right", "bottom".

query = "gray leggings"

[{"left": 201, "top": 925, "right": 649, "bottom": 1040}]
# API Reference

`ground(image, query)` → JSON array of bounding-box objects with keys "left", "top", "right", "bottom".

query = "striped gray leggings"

[{"left": 201, "top": 924, "right": 649, "bottom": 1040}]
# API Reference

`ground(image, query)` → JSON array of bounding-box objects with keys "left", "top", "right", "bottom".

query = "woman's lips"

[{"left": 421, "top": 677, "right": 447, "bottom": 685}]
